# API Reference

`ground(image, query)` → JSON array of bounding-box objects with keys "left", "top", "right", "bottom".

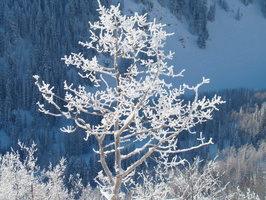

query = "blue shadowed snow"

[{"left": 124, "top": 1, "right": 266, "bottom": 91}]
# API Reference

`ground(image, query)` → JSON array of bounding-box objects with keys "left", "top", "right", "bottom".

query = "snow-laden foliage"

[
  {"left": 129, "top": 157, "right": 227, "bottom": 200},
  {"left": 128, "top": 157, "right": 260, "bottom": 200},
  {"left": 227, "top": 187, "right": 260, "bottom": 200},
  {"left": 0, "top": 144, "right": 260, "bottom": 200},
  {"left": 0, "top": 142, "right": 99, "bottom": 200},
  {"left": 217, "top": 142, "right": 266, "bottom": 199},
  {"left": 169, "top": 157, "right": 228, "bottom": 199},
  {"left": 34, "top": 1, "right": 225, "bottom": 199}
]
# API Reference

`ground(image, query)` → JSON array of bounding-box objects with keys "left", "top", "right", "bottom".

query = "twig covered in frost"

[{"left": 34, "top": 2, "right": 225, "bottom": 199}]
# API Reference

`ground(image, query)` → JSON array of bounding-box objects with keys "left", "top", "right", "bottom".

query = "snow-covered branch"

[{"left": 35, "top": 2, "right": 225, "bottom": 199}]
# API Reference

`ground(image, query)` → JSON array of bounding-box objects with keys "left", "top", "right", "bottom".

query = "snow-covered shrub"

[
  {"left": 227, "top": 187, "right": 260, "bottom": 200},
  {"left": 0, "top": 142, "right": 100, "bottom": 200},
  {"left": 129, "top": 157, "right": 260, "bottom": 200},
  {"left": 169, "top": 157, "right": 227, "bottom": 199}
]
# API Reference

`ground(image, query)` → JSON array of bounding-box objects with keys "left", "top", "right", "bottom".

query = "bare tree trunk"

[{"left": 111, "top": 176, "right": 123, "bottom": 200}]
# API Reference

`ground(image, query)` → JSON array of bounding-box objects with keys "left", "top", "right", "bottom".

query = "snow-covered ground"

[{"left": 124, "top": 1, "right": 266, "bottom": 91}]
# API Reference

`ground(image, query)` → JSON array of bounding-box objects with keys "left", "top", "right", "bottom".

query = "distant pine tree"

[
  {"left": 262, "top": 0, "right": 266, "bottom": 17},
  {"left": 236, "top": 7, "right": 241, "bottom": 21},
  {"left": 171, "top": 0, "right": 185, "bottom": 20},
  {"left": 219, "top": 0, "right": 229, "bottom": 12},
  {"left": 243, "top": 0, "right": 253, "bottom": 6},
  {"left": 207, "top": 3, "right": 216, "bottom": 22}
]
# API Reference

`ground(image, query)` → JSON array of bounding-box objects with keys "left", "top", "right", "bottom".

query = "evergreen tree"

[
  {"left": 171, "top": 0, "right": 185, "bottom": 20},
  {"left": 197, "top": 0, "right": 209, "bottom": 49},
  {"left": 207, "top": 3, "right": 216, "bottom": 22},
  {"left": 0, "top": 30, "right": 5, "bottom": 57},
  {"left": 262, "top": 0, "right": 266, "bottom": 17},
  {"left": 0, "top": 0, "right": 7, "bottom": 25},
  {"left": 236, "top": 7, "right": 241, "bottom": 21},
  {"left": 197, "top": 29, "right": 209, "bottom": 49},
  {"left": 0, "top": 72, "right": 4, "bottom": 129},
  {"left": 7, "top": 10, "right": 20, "bottom": 45},
  {"left": 188, "top": 0, "right": 200, "bottom": 34},
  {"left": 243, "top": 0, "right": 253, "bottom": 6},
  {"left": 218, "top": 0, "right": 229, "bottom": 12}
]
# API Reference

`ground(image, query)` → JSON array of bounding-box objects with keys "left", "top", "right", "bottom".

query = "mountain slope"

[{"left": 124, "top": 0, "right": 266, "bottom": 91}]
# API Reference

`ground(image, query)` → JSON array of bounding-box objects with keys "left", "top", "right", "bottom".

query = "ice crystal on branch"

[{"left": 34, "top": 1, "right": 225, "bottom": 199}]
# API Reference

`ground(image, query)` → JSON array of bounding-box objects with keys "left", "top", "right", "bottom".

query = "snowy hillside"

[{"left": 124, "top": 0, "right": 266, "bottom": 91}]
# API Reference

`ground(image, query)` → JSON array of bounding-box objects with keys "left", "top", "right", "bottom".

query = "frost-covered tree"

[
  {"left": 170, "top": 157, "right": 229, "bottom": 199},
  {"left": 34, "top": 1, "right": 224, "bottom": 199},
  {"left": 129, "top": 157, "right": 228, "bottom": 199},
  {"left": 0, "top": 142, "right": 96, "bottom": 200},
  {"left": 218, "top": 142, "right": 266, "bottom": 199},
  {"left": 227, "top": 187, "right": 260, "bottom": 200}
]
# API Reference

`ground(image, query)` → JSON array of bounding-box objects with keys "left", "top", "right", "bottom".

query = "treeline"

[{"left": 196, "top": 89, "right": 266, "bottom": 199}]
